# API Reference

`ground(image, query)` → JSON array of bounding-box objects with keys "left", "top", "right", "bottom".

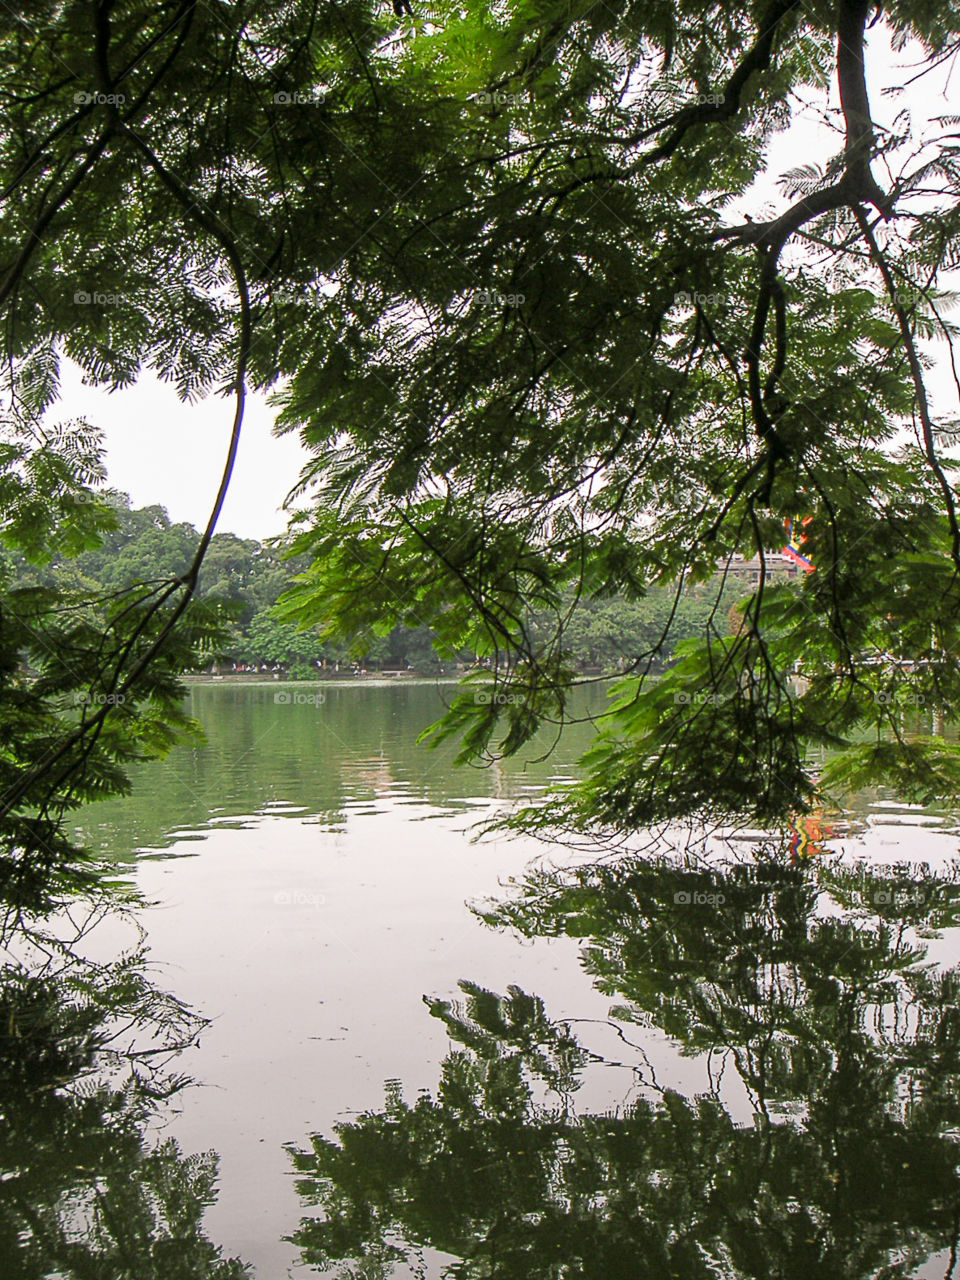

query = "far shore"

[
  {"left": 182, "top": 672, "right": 463, "bottom": 686},
  {"left": 182, "top": 670, "right": 613, "bottom": 688}
]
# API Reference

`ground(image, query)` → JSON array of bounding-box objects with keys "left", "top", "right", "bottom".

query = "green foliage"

[
  {"left": 0, "top": 462, "right": 228, "bottom": 914},
  {"left": 3, "top": 0, "right": 960, "bottom": 860},
  {"left": 256, "top": 0, "right": 960, "bottom": 825},
  {"left": 9, "top": 489, "right": 735, "bottom": 684}
]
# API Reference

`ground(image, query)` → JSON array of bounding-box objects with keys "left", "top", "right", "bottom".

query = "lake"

[{"left": 10, "top": 680, "right": 960, "bottom": 1279}]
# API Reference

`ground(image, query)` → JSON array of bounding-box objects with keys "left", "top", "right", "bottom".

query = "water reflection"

[
  {"left": 71, "top": 683, "right": 603, "bottom": 862},
  {"left": 289, "top": 853, "right": 960, "bottom": 1278},
  {"left": 71, "top": 685, "right": 960, "bottom": 871},
  {"left": 0, "top": 919, "right": 247, "bottom": 1279}
]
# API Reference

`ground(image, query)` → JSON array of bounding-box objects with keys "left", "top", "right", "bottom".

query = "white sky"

[
  {"left": 57, "top": 23, "right": 959, "bottom": 541},
  {"left": 58, "top": 360, "right": 306, "bottom": 541}
]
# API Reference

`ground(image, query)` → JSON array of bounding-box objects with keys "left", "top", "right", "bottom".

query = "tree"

[
  {"left": 268, "top": 0, "right": 960, "bottom": 828},
  {"left": 3, "top": 0, "right": 960, "bottom": 896},
  {"left": 241, "top": 608, "right": 327, "bottom": 673}
]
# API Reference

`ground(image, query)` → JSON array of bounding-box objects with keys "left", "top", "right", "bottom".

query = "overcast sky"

[
  {"left": 57, "top": 360, "right": 306, "bottom": 541},
  {"left": 59, "top": 24, "right": 958, "bottom": 542}
]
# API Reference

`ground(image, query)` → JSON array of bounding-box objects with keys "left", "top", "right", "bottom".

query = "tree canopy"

[{"left": 4, "top": 0, "right": 960, "bottom": 903}]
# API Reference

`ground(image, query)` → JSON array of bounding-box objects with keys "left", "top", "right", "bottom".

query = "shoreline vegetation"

[
  {"left": 1, "top": 491, "right": 792, "bottom": 683},
  {"left": 182, "top": 672, "right": 464, "bottom": 684}
]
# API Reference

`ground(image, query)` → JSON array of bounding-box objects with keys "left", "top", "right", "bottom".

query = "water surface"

[{"left": 13, "top": 681, "right": 960, "bottom": 1278}]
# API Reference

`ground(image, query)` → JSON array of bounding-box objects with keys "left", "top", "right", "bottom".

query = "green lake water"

[{"left": 9, "top": 680, "right": 960, "bottom": 1279}]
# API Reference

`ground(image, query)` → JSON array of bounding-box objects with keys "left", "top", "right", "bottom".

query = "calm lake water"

[{"left": 12, "top": 681, "right": 960, "bottom": 1278}]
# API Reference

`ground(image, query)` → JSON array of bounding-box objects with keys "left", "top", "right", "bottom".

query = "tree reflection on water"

[
  {"left": 0, "top": 912, "right": 248, "bottom": 1279},
  {"left": 290, "top": 851, "right": 960, "bottom": 1279}
]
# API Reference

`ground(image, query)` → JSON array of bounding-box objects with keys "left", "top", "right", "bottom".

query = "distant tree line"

[{"left": 0, "top": 493, "right": 747, "bottom": 679}]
